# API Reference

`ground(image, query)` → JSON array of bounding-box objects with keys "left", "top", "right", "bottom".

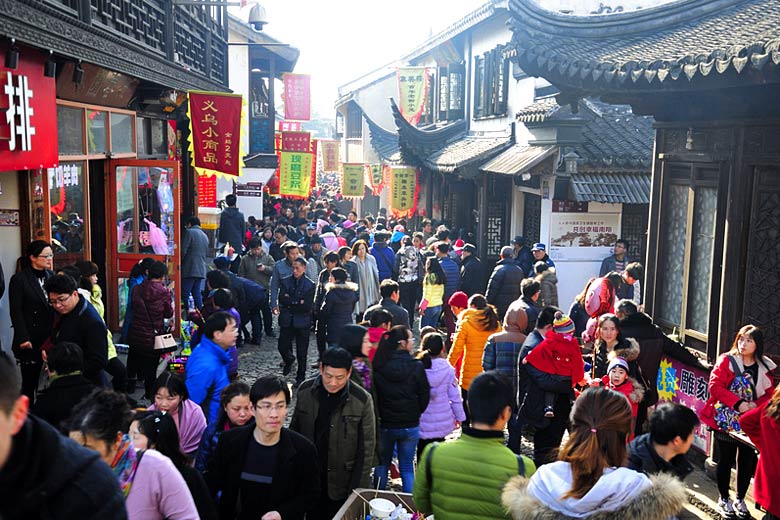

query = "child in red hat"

[{"left": 523, "top": 311, "right": 585, "bottom": 418}]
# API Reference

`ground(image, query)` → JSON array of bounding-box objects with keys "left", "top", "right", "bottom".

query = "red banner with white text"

[
  {"left": 187, "top": 91, "right": 243, "bottom": 177},
  {"left": 283, "top": 73, "right": 311, "bottom": 121}
]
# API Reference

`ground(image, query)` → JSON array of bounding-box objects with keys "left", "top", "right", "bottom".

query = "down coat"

[
  {"left": 128, "top": 279, "right": 174, "bottom": 355},
  {"left": 418, "top": 358, "right": 466, "bottom": 440},
  {"left": 483, "top": 302, "right": 528, "bottom": 401},
  {"left": 485, "top": 259, "right": 524, "bottom": 319},
  {"left": 319, "top": 281, "right": 359, "bottom": 343},
  {"left": 448, "top": 308, "right": 502, "bottom": 390},
  {"left": 502, "top": 464, "right": 687, "bottom": 520}
]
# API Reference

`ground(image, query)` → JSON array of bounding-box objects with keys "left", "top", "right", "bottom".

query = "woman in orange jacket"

[{"left": 447, "top": 294, "right": 501, "bottom": 420}]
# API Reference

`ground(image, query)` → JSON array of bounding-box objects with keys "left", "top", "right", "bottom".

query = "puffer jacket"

[
  {"left": 502, "top": 463, "right": 687, "bottom": 520},
  {"left": 483, "top": 302, "right": 528, "bottom": 402},
  {"left": 373, "top": 349, "right": 430, "bottom": 429},
  {"left": 485, "top": 259, "right": 525, "bottom": 319},
  {"left": 700, "top": 352, "right": 776, "bottom": 432},
  {"left": 320, "top": 282, "right": 359, "bottom": 343},
  {"left": 419, "top": 358, "right": 466, "bottom": 440},
  {"left": 448, "top": 308, "right": 502, "bottom": 390},
  {"left": 593, "top": 336, "right": 643, "bottom": 382},
  {"left": 128, "top": 279, "right": 174, "bottom": 355},
  {"left": 217, "top": 206, "right": 245, "bottom": 251},
  {"left": 413, "top": 428, "right": 536, "bottom": 520},
  {"left": 536, "top": 268, "right": 558, "bottom": 308},
  {"left": 370, "top": 241, "right": 396, "bottom": 281}
]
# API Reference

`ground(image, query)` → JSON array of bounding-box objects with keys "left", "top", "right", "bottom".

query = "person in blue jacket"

[
  {"left": 186, "top": 312, "right": 239, "bottom": 423},
  {"left": 370, "top": 231, "right": 397, "bottom": 282}
]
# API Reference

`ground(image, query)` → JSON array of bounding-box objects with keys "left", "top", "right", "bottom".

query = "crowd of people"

[{"left": 1, "top": 194, "right": 779, "bottom": 520}]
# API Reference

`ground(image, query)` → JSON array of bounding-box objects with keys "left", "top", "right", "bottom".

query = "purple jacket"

[{"left": 418, "top": 358, "right": 466, "bottom": 440}]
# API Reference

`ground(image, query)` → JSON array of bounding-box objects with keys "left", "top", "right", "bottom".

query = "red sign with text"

[
  {"left": 0, "top": 43, "right": 58, "bottom": 170},
  {"left": 188, "top": 91, "right": 242, "bottom": 177}
]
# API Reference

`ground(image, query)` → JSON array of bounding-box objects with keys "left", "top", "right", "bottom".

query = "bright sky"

[{"left": 232, "top": 0, "right": 483, "bottom": 118}]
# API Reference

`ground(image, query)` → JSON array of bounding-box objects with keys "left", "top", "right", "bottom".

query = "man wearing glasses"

[
  {"left": 44, "top": 274, "right": 108, "bottom": 386},
  {"left": 205, "top": 376, "right": 319, "bottom": 520}
]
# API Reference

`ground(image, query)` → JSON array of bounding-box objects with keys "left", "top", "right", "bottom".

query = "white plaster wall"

[
  {"left": 227, "top": 29, "right": 250, "bottom": 160},
  {"left": 0, "top": 171, "right": 22, "bottom": 353},
  {"left": 354, "top": 75, "right": 401, "bottom": 131}
]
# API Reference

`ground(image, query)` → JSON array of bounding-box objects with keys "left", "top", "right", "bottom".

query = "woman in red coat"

[
  {"left": 740, "top": 382, "right": 780, "bottom": 520},
  {"left": 701, "top": 325, "right": 776, "bottom": 519}
]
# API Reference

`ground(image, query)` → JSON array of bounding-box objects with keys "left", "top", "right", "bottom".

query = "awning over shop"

[
  {"left": 426, "top": 135, "right": 512, "bottom": 174},
  {"left": 570, "top": 171, "right": 650, "bottom": 204},
  {"left": 480, "top": 144, "right": 556, "bottom": 175}
]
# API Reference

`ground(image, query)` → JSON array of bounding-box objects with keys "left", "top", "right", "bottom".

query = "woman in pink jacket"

[{"left": 416, "top": 332, "right": 466, "bottom": 459}]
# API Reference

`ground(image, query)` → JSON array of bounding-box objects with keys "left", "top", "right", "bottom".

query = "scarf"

[
  {"left": 110, "top": 435, "right": 141, "bottom": 498},
  {"left": 352, "top": 359, "right": 372, "bottom": 390}
]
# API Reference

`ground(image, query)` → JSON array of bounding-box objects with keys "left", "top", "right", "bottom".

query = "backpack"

[{"left": 584, "top": 277, "right": 614, "bottom": 317}]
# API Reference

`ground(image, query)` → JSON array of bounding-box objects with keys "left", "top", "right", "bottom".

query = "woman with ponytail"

[
  {"left": 503, "top": 387, "right": 687, "bottom": 520},
  {"left": 416, "top": 332, "right": 466, "bottom": 459},
  {"left": 372, "top": 325, "right": 430, "bottom": 492},
  {"left": 447, "top": 294, "right": 502, "bottom": 419}
]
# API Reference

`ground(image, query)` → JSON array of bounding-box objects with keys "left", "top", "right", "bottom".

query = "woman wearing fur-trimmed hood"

[
  {"left": 320, "top": 267, "right": 359, "bottom": 348},
  {"left": 502, "top": 387, "right": 687, "bottom": 520}
]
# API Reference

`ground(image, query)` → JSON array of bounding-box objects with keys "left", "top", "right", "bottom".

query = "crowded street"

[{"left": 2, "top": 0, "right": 780, "bottom": 519}]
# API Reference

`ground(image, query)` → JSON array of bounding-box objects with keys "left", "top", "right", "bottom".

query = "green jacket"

[
  {"left": 413, "top": 428, "right": 535, "bottom": 520},
  {"left": 290, "top": 377, "right": 376, "bottom": 500}
]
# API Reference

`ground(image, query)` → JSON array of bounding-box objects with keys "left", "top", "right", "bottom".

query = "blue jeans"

[
  {"left": 420, "top": 305, "right": 442, "bottom": 328},
  {"left": 375, "top": 426, "right": 419, "bottom": 492},
  {"left": 181, "top": 277, "right": 203, "bottom": 309}
]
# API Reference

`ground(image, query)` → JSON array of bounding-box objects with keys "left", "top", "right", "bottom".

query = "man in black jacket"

[
  {"left": 0, "top": 352, "right": 126, "bottom": 519},
  {"left": 217, "top": 194, "right": 246, "bottom": 253},
  {"left": 276, "top": 258, "right": 315, "bottom": 382},
  {"left": 615, "top": 299, "right": 707, "bottom": 434},
  {"left": 628, "top": 402, "right": 698, "bottom": 480},
  {"left": 459, "top": 244, "right": 485, "bottom": 297},
  {"left": 291, "top": 348, "right": 376, "bottom": 519},
  {"left": 31, "top": 342, "right": 94, "bottom": 432},
  {"left": 45, "top": 274, "right": 108, "bottom": 386},
  {"left": 363, "top": 279, "right": 410, "bottom": 327},
  {"left": 486, "top": 246, "right": 525, "bottom": 321},
  {"left": 206, "top": 376, "right": 319, "bottom": 520}
]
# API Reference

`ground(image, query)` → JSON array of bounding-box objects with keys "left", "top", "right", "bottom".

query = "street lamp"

[{"left": 564, "top": 151, "right": 580, "bottom": 174}]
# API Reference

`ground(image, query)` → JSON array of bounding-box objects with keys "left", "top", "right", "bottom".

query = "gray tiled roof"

[
  {"left": 480, "top": 144, "right": 556, "bottom": 175},
  {"left": 508, "top": 0, "right": 780, "bottom": 90},
  {"left": 426, "top": 136, "right": 513, "bottom": 173},
  {"left": 570, "top": 171, "right": 651, "bottom": 204}
]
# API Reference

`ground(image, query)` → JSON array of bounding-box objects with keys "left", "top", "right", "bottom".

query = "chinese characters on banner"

[
  {"left": 341, "top": 164, "right": 365, "bottom": 198},
  {"left": 320, "top": 140, "right": 340, "bottom": 172},
  {"left": 283, "top": 73, "right": 311, "bottom": 121},
  {"left": 366, "top": 164, "right": 386, "bottom": 195},
  {"left": 198, "top": 174, "right": 217, "bottom": 208},
  {"left": 187, "top": 91, "right": 243, "bottom": 177},
  {"left": 278, "top": 121, "right": 302, "bottom": 132},
  {"left": 281, "top": 131, "right": 311, "bottom": 152},
  {"left": 396, "top": 67, "right": 429, "bottom": 125},
  {"left": 656, "top": 356, "right": 712, "bottom": 453},
  {"left": 0, "top": 45, "right": 58, "bottom": 170},
  {"left": 389, "top": 166, "right": 419, "bottom": 216},
  {"left": 279, "top": 151, "right": 313, "bottom": 199}
]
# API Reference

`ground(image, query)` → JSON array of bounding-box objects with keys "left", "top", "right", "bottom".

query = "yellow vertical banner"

[
  {"left": 397, "top": 67, "right": 429, "bottom": 125},
  {"left": 390, "top": 166, "right": 419, "bottom": 216},
  {"left": 279, "top": 151, "right": 313, "bottom": 199},
  {"left": 341, "top": 163, "right": 365, "bottom": 198}
]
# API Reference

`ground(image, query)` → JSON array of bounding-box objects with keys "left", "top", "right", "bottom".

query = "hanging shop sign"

[
  {"left": 320, "top": 140, "right": 339, "bottom": 172},
  {"left": 283, "top": 73, "right": 311, "bottom": 121},
  {"left": 281, "top": 131, "right": 311, "bottom": 152},
  {"left": 341, "top": 163, "right": 365, "bottom": 198},
  {"left": 278, "top": 121, "right": 302, "bottom": 132},
  {"left": 396, "top": 67, "right": 429, "bottom": 125},
  {"left": 187, "top": 91, "right": 243, "bottom": 177},
  {"left": 389, "top": 166, "right": 419, "bottom": 216},
  {"left": 366, "top": 164, "right": 387, "bottom": 195},
  {"left": 198, "top": 174, "right": 217, "bottom": 208},
  {"left": 656, "top": 356, "right": 711, "bottom": 453},
  {"left": 279, "top": 151, "right": 313, "bottom": 199},
  {"left": 0, "top": 44, "right": 58, "bottom": 170}
]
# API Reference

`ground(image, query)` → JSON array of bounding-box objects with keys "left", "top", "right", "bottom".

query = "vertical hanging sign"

[
  {"left": 396, "top": 67, "right": 429, "bottom": 125},
  {"left": 279, "top": 151, "right": 313, "bottom": 199},
  {"left": 341, "top": 163, "right": 365, "bottom": 198},
  {"left": 187, "top": 91, "right": 243, "bottom": 177},
  {"left": 389, "top": 166, "right": 419, "bottom": 216},
  {"left": 366, "top": 164, "right": 386, "bottom": 195},
  {"left": 320, "top": 140, "right": 340, "bottom": 172},
  {"left": 283, "top": 73, "right": 311, "bottom": 121}
]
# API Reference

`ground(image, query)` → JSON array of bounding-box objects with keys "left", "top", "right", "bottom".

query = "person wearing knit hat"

[
  {"left": 593, "top": 355, "right": 645, "bottom": 438},
  {"left": 447, "top": 291, "right": 469, "bottom": 315},
  {"left": 522, "top": 311, "right": 585, "bottom": 418}
]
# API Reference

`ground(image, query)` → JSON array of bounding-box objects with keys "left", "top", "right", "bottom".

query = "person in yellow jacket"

[{"left": 448, "top": 294, "right": 501, "bottom": 420}]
